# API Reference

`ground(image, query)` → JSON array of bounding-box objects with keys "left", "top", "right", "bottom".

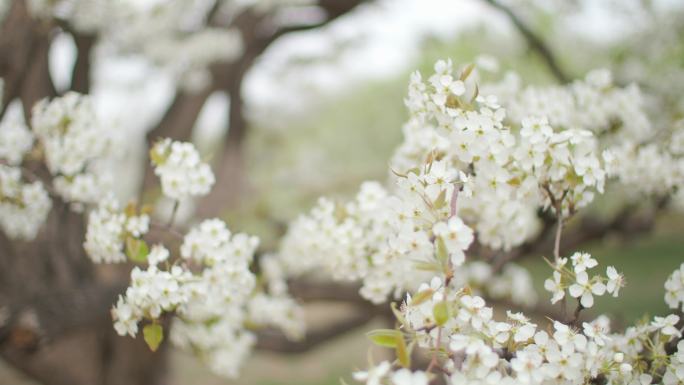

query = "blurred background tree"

[{"left": 1, "top": 0, "right": 683, "bottom": 384}]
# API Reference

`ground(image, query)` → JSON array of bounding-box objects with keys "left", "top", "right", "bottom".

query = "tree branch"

[
  {"left": 70, "top": 32, "right": 96, "bottom": 93},
  {"left": 255, "top": 309, "right": 376, "bottom": 353},
  {"left": 0, "top": 283, "right": 126, "bottom": 349},
  {"left": 483, "top": 0, "right": 569, "bottom": 83}
]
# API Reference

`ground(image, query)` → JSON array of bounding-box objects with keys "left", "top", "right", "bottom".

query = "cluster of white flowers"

[
  {"left": 112, "top": 260, "right": 193, "bottom": 337},
  {"left": 280, "top": 59, "right": 684, "bottom": 385},
  {"left": 278, "top": 60, "right": 636, "bottom": 306},
  {"left": 354, "top": 363, "right": 428, "bottom": 385},
  {"left": 150, "top": 138, "right": 215, "bottom": 200},
  {"left": 0, "top": 92, "right": 119, "bottom": 240},
  {"left": 106, "top": 219, "right": 303, "bottom": 377},
  {"left": 543, "top": 252, "right": 624, "bottom": 308},
  {"left": 394, "top": 60, "right": 616, "bottom": 250},
  {"left": 486, "top": 68, "right": 684, "bottom": 201},
  {"left": 280, "top": 170, "right": 472, "bottom": 304},
  {"left": 0, "top": 165, "right": 51, "bottom": 240},
  {"left": 665, "top": 262, "right": 684, "bottom": 312},
  {"left": 31, "top": 92, "right": 114, "bottom": 206},
  {"left": 82, "top": 138, "right": 298, "bottom": 377},
  {"left": 83, "top": 197, "right": 150, "bottom": 264},
  {"left": 353, "top": 265, "right": 683, "bottom": 385},
  {"left": 494, "top": 69, "right": 652, "bottom": 141},
  {"left": 0, "top": 109, "right": 33, "bottom": 166},
  {"left": 279, "top": 181, "right": 427, "bottom": 304}
]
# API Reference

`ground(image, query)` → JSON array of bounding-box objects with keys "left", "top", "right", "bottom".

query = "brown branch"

[
  {"left": 0, "top": 283, "right": 126, "bottom": 349},
  {"left": 491, "top": 196, "right": 668, "bottom": 272},
  {"left": 255, "top": 309, "right": 376, "bottom": 353},
  {"left": 483, "top": 0, "right": 570, "bottom": 83},
  {"left": 70, "top": 32, "right": 96, "bottom": 93},
  {"left": 288, "top": 280, "right": 366, "bottom": 303},
  {"left": 0, "top": 0, "right": 54, "bottom": 118}
]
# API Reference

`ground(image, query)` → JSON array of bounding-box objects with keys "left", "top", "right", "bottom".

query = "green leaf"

[
  {"left": 433, "top": 189, "right": 447, "bottom": 209},
  {"left": 143, "top": 323, "right": 163, "bottom": 352},
  {"left": 395, "top": 333, "right": 410, "bottom": 368},
  {"left": 391, "top": 302, "right": 407, "bottom": 326},
  {"left": 446, "top": 94, "right": 462, "bottom": 109},
  {"left": 433, "top": 301, "right": 449, "bottom": 326},
  {"left": 367, "top": 329, "right": 400, "bottom": 348},
  {"left": 414, "top": 261, "right": 441, "bottom": 272},
  {"left": 149, "top": 147, "right": 165, "bottom": 166},
  {"left": 390, "top": 168, "right": 408, "bottom": 178},
  {"left": 435, "top": 237, "right": 449, "bottom": 266},
  {"left": 410, "top": 289, "right": 434, "bottom": 306},
  {"left": 460, "top": 63, "right": 475, "bottom": 81},
  {"left": 470, "top": 84, "right": 480, "bottom": 103},
  {"left": 124, "top": 202, "right": 137, "bottom": 217},
  {"left": 406, "top": 167, "right": 421, "bottom": 176},
  {"left": 126, "top": 237, "right": 149, "bottom": 263}
]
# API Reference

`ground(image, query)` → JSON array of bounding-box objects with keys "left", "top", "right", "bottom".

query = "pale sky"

[{"left": 44, "top": 0, "right": 683, "bottom": 140}]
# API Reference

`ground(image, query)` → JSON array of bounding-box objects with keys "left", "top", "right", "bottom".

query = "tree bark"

[{"left": 0, "top": 203, "right": 169, "bottom": 385}]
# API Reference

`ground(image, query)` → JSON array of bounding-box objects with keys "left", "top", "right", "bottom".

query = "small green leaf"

[
  {"left": 124, "top": 202, "right": 137, "bottom": 217},
  {"left": 460, "top": 63, "right": 475, "bottom": 81},
  {"left": 143, "top": 323, "right": 163, "bottom": 352},
  {"left": 433, "top": 301, "right": 449, "bottom": 326},
  {"left": 367, "top": 329, "right": 400, "bottom": 348},
  {"left": 446, "top": 94, "right": 462, "bottom": 109},
  {"left": 414, "top": 261, "right": 441, "bottom": 272},
  {"left": 149, "top": 147, "right": 165, "bottom": 166},
  {"left": 433, "top": 189, "right": 447, "bottom": 209},
  {"left": 126, "top": 237, "right": 149, "bottom": 263},
  {"left": 395, "top": 333, "right": 411, "bottom": 368},
  {"left": 390, "top": 168, "right": 408, "bottom": 178},
  {"left": 391, "top": 302, "right": 407, "bottom": 326},
  {"left": 410, "top": 289, "right": 434, "bottom": 306},
  {"left": 470, "top": 84, "right": 480, "bottom": 103},
  {"left": 406, "top": 167, "right": 421, "bottom": 175},
  {"left": 435, "top": 237, "right": 449, "bottom": 266}
]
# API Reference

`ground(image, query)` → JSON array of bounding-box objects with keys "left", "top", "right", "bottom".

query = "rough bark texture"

[{"left": 0, "top": 202, "right": 167, "bottom": 385}]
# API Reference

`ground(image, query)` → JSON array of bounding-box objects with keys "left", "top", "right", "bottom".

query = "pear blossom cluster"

[
  {"left": 353, "top": 260, "right": 684, "bottom": 385},
  {"left": 31, "top": 92, "right": 115, "bottom": 206},
  {"left": 279, "top": 167, "right": 539, "bottom": 305},
  {"left": 665, "top": 263, "right": 684, "bottom": 312},
  {"left": 79, "top": 139, "right": 303, "bottom": 378},
  {"left": 393, "top": 59, "right": 615, "bottom": 249},
  {"left": 543, "top": 252, "right": 624, "bottom": 308},
  {"left": 0, "top": 110, "right": 33, "bottom": 166},
  {"left": 493, "top": 69, "right": 652, "bottom": 141},
  {"left": 0, "top": 92, "right": 118, "bottom": 241},
  {"left": 23, "top": 0, "right": 243, "bottom": 90},
  {"left": 273, "top": 60, "right": 684, "bottom": 385},
  {"left": 83, "top": 197, "right": 150, "bottom": 264},
  {"left": 279, "top": 181, "right": 434, "bottom": 304},
  {"left": 0, "top": 165, "right": 51, "bottom": 240},
  {"left": 278, "top": 60, "right": 630, "bottom": 306},
  {"left": 485, "top": 69, "right": 684, "bottom": 201},
  {"left": 106, "top": 217, "right": 303, "bottom": 378},
  {"left": 150, "top": 138, "right": 215, "bottom": 200}
]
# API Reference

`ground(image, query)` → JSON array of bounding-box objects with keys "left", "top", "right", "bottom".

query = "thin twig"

[
  {"left": 426, "top": 327, "right": 442, "bottom": 374},
  {"left": 149, "top": 222, "right": 184, "bottom": 240},
  {"left": 569, "top": 302, "right": 584, "bottom": 327},
  {"left": 483, "top": 0, "right": 570, "bottom": 83},
  {"left": 553, "top": 211, "right": 563, "bottom": 262},
  {"left": 166, "top": 200, "right": 180, "bottom": 229},
  {"left": 450, "top": 184, "right": 461, "bottom": 218}
]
